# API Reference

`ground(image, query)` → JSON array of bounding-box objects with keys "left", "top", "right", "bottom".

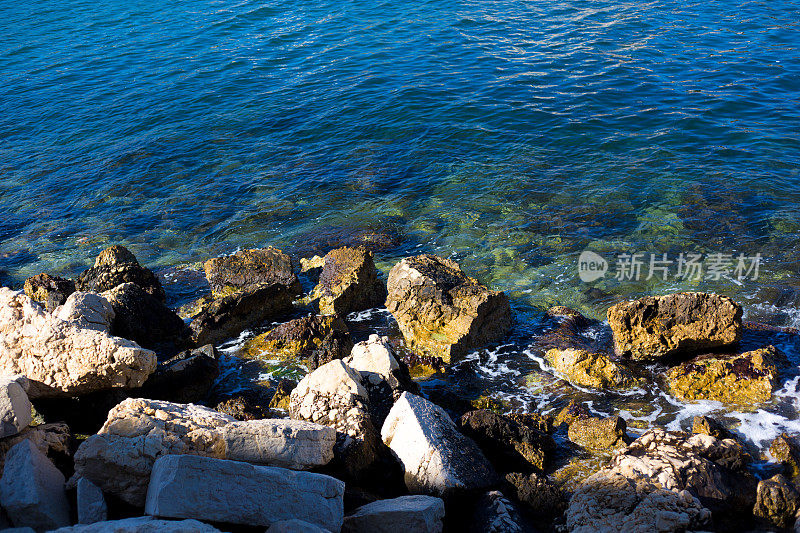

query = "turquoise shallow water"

[{"left": 2, "top": 0, "right": 800, "bottom": 450}]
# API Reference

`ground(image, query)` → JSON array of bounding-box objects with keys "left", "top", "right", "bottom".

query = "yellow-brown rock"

[{"left": 545, "top": 347, "right": 638, "bottom": 390}]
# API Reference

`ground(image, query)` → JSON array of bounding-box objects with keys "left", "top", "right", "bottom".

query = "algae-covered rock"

[
  {"left": 204, "top": 247, "right": 302, "bottom": 297},
  {"left": 770, "top": 433, "right": 800, "bottom": 479},
  {"left": 691, "top": 416, "right": 735, "bottom": 440},
  {"left": 23, "top": 273, "right": 75, "bottom": 311},
  {"left": 567, "top": 416, "right": 628, "bottom": 450},
  {"left": 664, "top": 345, "right": 788, "bottom": 404},
  {"left": 77, "top": 245, "right": 165, "bottom": 302},
  {"left": 310, "top": 246, "right": 386, "bottom": 315},
  {"left": 241, "top": 314, "right": 353, "bottom": 371},
  {"left": 607, "top": 292, "right": 742, "bottom": 360},
  {"left": 546, "top": 347, "right": 638, "bottom": 390},
  {"left": 753, "top": 474, "right": 800, "bottom": 529},
  {"left": 554, "top": 400, "right": 591, "bottom": 428},
  {"left": 189, "top": 283, "right": 294, "bottom": 346},
  {"left": 386, "top": 254, "right": 511, "bottom": 362}
]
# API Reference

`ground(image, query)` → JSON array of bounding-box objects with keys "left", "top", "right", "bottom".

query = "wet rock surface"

[
  {"left": 664, "top": 345, "right": 788, "bottom": 404},
  {"left": 310, "top": 246, "right": 386, "bottom": 315},
  {"left": 752, "top": 474, "right": 800, "bottom": 529},
  {"left": 386, "top": 254, "right": 511, "bottom": 362},
  {"left": 77, "top": 245, "right": 165, "bottom": 302},
  {"left": 607, "top": 292, "right": 742, "bottom": 360},
  {"left": 138, "top": 344, "right": 219, "bottom": 403},
  {"left": 771, "top": 433, "right": 800, "bottom": 480},
  {"left": 204, "top": 247, "right": 302, "bottom": 296},
  {"left": 546, "top": 347, "right": 638, "bottom": 390},
  {"left": 23, "top": 273, "right": 75, "bottom": 311}
]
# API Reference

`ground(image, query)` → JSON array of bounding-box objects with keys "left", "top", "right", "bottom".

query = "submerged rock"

[
  {"left": 145, "top": 454, "right": 345, "bottom": 531},
  {"left": 664, "top": 345, "right": 788, "bottom": 404},
  {"left": 381, "top": 392, "right": 499, "bottom": 497},
  {"left": 546, "top": 347, "right": 638, "bottom": 390},
  {"left": 343, "top": 495, "right": 445, "bottom": 533},
  {"left": 385, "top": 255, "right": 511, "bottom": 363},
  {"left": 204, "top": 247, "right": 302, "bottom": 296},
  {"left": 102, "top": 282, "right": 189, "bottom": 355},
  {"left": 567, "top": 416, "right": 628, "bottom": 450},
  {"left": 310, "top": 246, "right": 386, "bottom": 315},
  {"left": 77, "top": 245, "right": 165, "bottom": 301},
  {"left": 753, "top": 474, "right": 800, "bottom": 529},
  {"left": 459, "top": 409, "right": 553, "bottom": 472},
  {"left": 0, "top": 288, "right": 156, "bottom": 398},
  {"left": 23, "top": 273, "right": 75, "bottom": 311},
  {"left": 242, "top": 314, "right": 353, "bottom": 371},
  {"left": 0, "top": 439, "right": 71, "bottom": 531},
  {"left": 607, "top": 292, "right": 742, "bottom": 360},
  {"left": 189, "top": 282, "right": 294, "bottom": 346}
]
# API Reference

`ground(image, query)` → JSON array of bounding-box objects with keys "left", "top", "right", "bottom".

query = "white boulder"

[
  {"left": 343, "top": 495, "right": 445, "bottom": 533},
  {"left": 145, "top": 454, "right": 345, "bottom": 531},
  {"left": 54, "top": 291, "right": 114, "bottom": 332},
  {"left": 0, "top": 288, "right": 156, "bottom": 398},
  {"left": 0, "top": 374, "right": 31, "bottom": 438},
  {"left": 381, "top": 392, "right": 498, "bottom": 496},
  {"left": 0, "top": 439, "right": 71, "bottom": 531}
]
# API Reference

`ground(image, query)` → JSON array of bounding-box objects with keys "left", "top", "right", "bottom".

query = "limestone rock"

[
  {"left": 221, "top": 418, "right": 335, "bottom": 470},
  {"left": 567, "top": 429, "right": 757, "bottom": 529},
  {"left": 189, "top": 283, "right": 294, "bottom": 346},
  {"left": 78, "top": 245, "right": 165, "bottom": 301},
  {"left": 139, "top": 345, "right": 219, "bottom": 404},
  {"left": 567, "top": 416, "right": 628, "bottom": 450},
  {"left": 54, "top": 291, "right": 115, "bottom": 332},
  {"left": 691, "top": 415, "right": 735, "bottom": 440},
  {"left": 566, "top": 471, "right": 712, "bottom": 533},
  {"left": 73, "top": 398, "right": 233, "bottom": 506},
  {"left": 241, "top": 314, "right": 353, "bottom": 371},
  {"left": 289, "top": 360, "right": 382, "bottom": 479},
  {"left": 343, "top": 495, "right": 445, "bottom": 533},
  {"left": 204, "top": 247, "right": 302, "bottom": 296},
  {"left": 77, "top": 477, "right": 108, "bottom": 525},
  {"left": 607, "top": 292, "right": 742, "bottom": 360},
  {"left": 753, "top": 474, "right": 800, "bottom": 529},
  {"left": 459, "top": 409, "right": 553, "bottom": 472},
  {"left": 344, "top": 334, "right": 418, "bottom": 428},
  {"left": 268, "top": 519, "right": 331, "bottom": 533},
  {"left": 664, "top": 345, "right": 787, "bottom": 404},
  {"left": 0, "top": 439, "right": 71, "bottom": 531},
  {"left": 0, "top": 422, "right": 71, "bottom": 471},
  {"left": 770, "top": 433, "right": 800, "bottom": 479},
  {"left": 311, "top": 246, "right": 386, "bottom": 315},
  {"left": 145, "top": 454, "right": 345, "bottom": 531},
  {"left": 52, "top": 517, "right": 222, "bottom": 532},
  {"left": 504, "top": 471, "right": 565, "bottom": 516},
  {"left": 23, "top": 273, "right": 75, "bottom": 311},
  {"left": 0, "top": 374, "right": 31, "bottom": 438},
  {"left": 381, "top": 392, "right": 499, "bottom": 497},
  {"left": 0, "top": 288, "right": 157, "bottom": 398},
  {"left": 102, "top": 283, "right": 189, "bottom": 355},
  {"left": 471, "top": 490, "right": 524, "bottom": 533},
  {"left": 546, "top": 347, "right": 638, "bottom": 389},
  {"left": 386, "top": 255, "right": 511, "bottom": 362}
]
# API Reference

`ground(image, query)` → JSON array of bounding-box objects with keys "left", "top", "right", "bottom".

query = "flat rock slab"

[
  {"left": 343, "top": 495, "right": 445, "bottom": 533},
  {"left": 381, "top": 392, "right": 498, "bottom": 497},
  {"left": 0, "top": 374, "right": 31, "bottom": 438},
  {"left": 0, "top": 439, "right": 71, "bottom": 531},
  {"left": 267, "top": 519, "right": 332, "bottom": 533},
  {"left": 222, "top": 418, "right": 336, "bottom": 469},
  {"left": 52, "top": 517, "right": 222, "bottom": 532},
  {"left": 145, "top": 454, "right": 345, "bottom": 531}
]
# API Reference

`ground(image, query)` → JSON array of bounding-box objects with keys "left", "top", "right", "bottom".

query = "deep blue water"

[{"left": 2, "top": 0, "right": 800, "bottom": 448}]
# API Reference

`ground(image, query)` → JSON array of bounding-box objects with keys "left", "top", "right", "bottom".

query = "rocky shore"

[{"left": 0, "top": 244, "right": 799, "bottom": 532}]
